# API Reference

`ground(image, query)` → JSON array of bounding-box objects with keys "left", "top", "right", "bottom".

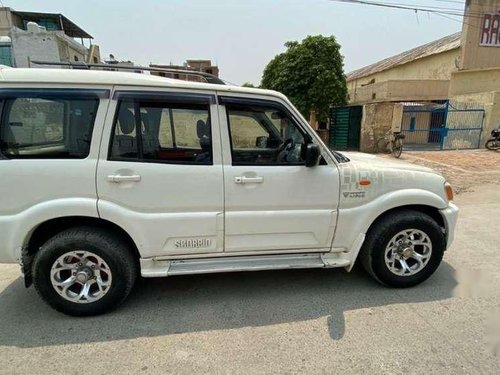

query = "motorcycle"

[{"left": 485, "top": 127, "right": 500, "bottom": 151}]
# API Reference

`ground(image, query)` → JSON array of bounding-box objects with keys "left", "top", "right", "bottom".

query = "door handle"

[
  {"left": 235, "top": 176, "right": 264, "bottom": 184},
  {"left": 107, "top": 175, "right": 141, "bottom": 183}
]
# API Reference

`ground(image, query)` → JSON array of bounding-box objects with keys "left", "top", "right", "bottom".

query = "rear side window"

[
  {"left": 109, "top": 98, "right": 212, "bottom": 165},
  {"left": 0, "top": 91, "right": 100, "bottom": 159}
]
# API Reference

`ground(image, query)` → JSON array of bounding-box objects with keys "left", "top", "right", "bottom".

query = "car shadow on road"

[{"left": 0, "top": 262, "right": 457, "bottom": 348}]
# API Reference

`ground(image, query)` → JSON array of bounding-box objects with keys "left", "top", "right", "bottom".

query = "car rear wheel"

[
  {"left": 360, "top": 210, "right": 446, "bottom": 288},
  {"left": 32, "top": 226, "right": 137, "bottom": 316}
]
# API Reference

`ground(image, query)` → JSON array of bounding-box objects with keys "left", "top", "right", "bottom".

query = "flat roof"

[
  {"left": 12, "top": 10, "right": 93, "bottom": 39},
  {"left": 0, "top": 67, "right": 282, "bottom": 98}
]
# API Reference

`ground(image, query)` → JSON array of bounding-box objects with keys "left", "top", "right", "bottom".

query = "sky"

[{"left": 5, "top": 0, "right": 463, "bottom": 85}]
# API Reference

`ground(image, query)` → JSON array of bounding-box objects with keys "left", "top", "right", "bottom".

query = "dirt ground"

[{"left": 381, "top": 149, "right": 500, "bottom": 194}]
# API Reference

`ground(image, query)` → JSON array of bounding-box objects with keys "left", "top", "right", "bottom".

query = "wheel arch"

[
  {"left": 367, "top": 204, "right": 445, "bottom": 236},
  {"left": 22, "top": 216, "right": 141, "bottom": 287},
  {"left": 342, "top": 203, "right": 447, "bottom": 271}
]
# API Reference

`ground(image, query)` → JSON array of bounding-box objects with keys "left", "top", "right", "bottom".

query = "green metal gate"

[{"left": 329, "top": 106, "right": 362, "bottom": 150}]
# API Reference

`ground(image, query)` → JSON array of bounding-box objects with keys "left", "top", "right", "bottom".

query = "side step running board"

[{"left": 140, "top": 253, "right": 351, "bottom": 278}]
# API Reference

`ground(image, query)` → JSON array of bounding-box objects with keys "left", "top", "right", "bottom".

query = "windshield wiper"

[{"left": 332, "top": 150, "right": 350, "bottom": 163}]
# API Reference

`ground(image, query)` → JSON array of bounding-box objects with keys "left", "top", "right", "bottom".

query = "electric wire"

[{"left": 327, "top": 0, "right": 489, "bottom": 19}]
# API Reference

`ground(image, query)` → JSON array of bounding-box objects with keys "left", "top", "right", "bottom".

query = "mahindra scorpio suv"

[{"left": 0, "top": 67, "right": 458, "bottom": 315}]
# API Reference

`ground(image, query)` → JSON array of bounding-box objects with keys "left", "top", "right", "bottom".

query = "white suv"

[{"left": 0, "top": 67, "right": 458, "bottom": 316}]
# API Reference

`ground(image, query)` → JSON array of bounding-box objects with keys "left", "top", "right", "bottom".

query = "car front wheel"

[{"left": 360, "top": 210, "right": 446, "bottom": 288}]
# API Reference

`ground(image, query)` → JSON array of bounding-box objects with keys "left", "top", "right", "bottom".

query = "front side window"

[
  {"left": 0, "top": 94, "right": 99, "bottom": 159},
  {"left": 110, "top": 99, "right": 212, "bottom": 164},
  {"left": 226, "top": 103, "right": 307, "bottom": 165}
]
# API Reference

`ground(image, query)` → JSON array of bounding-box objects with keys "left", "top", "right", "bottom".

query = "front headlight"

[{"left": 444, "top": 182, "right": 454, "bottom": 201}]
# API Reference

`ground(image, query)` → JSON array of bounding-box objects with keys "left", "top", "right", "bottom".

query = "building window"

[
  {"left": 74, "top": 56, "right": 79, "bottom": 62},
  {"left": 23, "top": 18, "right": 60, "bottom": 31},
  {"left": 0, "top": 45, "right": 13, "bottom": 66}
]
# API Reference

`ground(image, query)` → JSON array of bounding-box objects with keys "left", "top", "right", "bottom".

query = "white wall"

[
  {"left": 10, "top": 24, "right": 89, "bottom": 67},
  {"left": 10, "top": 29, "right": 60, "bottom": 67}
]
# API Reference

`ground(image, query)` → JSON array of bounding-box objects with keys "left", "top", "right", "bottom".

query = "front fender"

[{"left": 332, "top": 188, "right": 448, "bottom": 255}]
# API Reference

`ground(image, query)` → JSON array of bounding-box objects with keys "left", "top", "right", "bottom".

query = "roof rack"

[{"left": 30, "top": 60, "right": 226, "bottom": 85}]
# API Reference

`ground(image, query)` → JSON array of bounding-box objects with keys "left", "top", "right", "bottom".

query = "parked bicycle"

[
  {"left": 485, "top": 127, "right": 500, "bottom": 151},
  {"left": 377, "top": 131, "right": 405, "bottom": 158}
]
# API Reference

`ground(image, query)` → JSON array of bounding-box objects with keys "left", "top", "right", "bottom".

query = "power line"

[
  {"left": 327, "top": 0, "right": 460, "bottom": 15},
  {"left": 369, "top": 1, "right": 484, "bottom": 30},
  {"left": 433, "top": 10, "right": 482, "bottom": 31},
  {"left": 327, "top": 0, "right": 487, "bottom": 19},
  {"left": 365, "top": 1, "right": 466, "bottom": 12},
  {"left": 325, "top": 0, "right": 492, "bottom": 35},
  {"left": 360, "top": 0, "right": 466, "bottom": 9},
  {"left": 430, "top": 0, "right": 465, "bottom": 4},
  {"left": 391, "top": 1, "right": 484, "bottom": 16}
]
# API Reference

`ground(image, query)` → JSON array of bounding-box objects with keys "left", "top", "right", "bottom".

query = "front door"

[
  {"left": 96, "top": 90, "right": 224, "bottom": 258},
  {"left": 218, "top": 96, "right": 340, "bottom": 253}
]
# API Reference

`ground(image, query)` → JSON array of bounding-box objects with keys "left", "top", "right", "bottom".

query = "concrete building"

[
  {"left": 347, "top": 33, "right": 460, "bottom": 104},
  {"left": 150, "top": 60, "right": 219, "bottom": 82},
  {"left": 337, "top": 0, "right": 500, "bottom": 152},
  {"left": 0, "top": 7, "right": 100, "bottom": 68}
]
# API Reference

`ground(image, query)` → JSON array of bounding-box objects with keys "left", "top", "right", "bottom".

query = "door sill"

[
  {"left": 151, "top": 247, "right": 340, "bottom": 261},
  {"left": 140, "top": 252, "right": 351, "bottom": 277}
]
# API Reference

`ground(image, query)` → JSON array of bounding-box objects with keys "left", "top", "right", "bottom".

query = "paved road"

[{"left": 0, "top": 185, "right": 499, "bottom": 374}]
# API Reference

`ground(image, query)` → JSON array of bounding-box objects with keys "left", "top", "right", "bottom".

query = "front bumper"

[{"left": 439, "top": 202, "right": 459, "bottom": 249}]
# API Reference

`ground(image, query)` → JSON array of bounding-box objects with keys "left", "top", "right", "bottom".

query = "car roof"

[{"left": 0, "top": 66, "right": 285, "bottom": 100}]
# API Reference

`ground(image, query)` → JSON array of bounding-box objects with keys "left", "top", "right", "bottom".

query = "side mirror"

[
  {"left": 305, "top": 143, "right": 321, "bottom": 167},
  {"left": 255, "top": 136, "right": 268, "bottom": 148}
]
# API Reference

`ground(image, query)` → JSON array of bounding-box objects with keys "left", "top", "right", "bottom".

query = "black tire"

[
  {"left": 392, "top": 140, "right": 403, "bottom": 158},
  {"left": 32, "top": 226, "right": 137, "bottom": 316},
  {"left": 485, "top": 139, "right": 500, "bottom": 150},
  {"left": 360, "top": 210, "right": 445, "bottom": 288}
]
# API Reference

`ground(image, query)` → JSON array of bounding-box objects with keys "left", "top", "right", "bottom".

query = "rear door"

[
  {"left": 96, "top": 89, "right": 224, "bottom": 258},
  {"left": 218, "top": 96, "right": 340, "bottom": 253}
]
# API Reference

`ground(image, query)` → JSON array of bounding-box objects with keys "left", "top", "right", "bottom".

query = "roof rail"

[{"left": 30, "top": 60, "right": 226, "bottom": 85}]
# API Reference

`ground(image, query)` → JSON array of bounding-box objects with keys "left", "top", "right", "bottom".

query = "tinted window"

[
  {"left": 110, "top": 99, "right": 212, "bottom": 164},
  {"left": 0, "top": 95, "right": 99, "bottom": 159},
  {"left": 226, "top": 104, "right": 307, "bottom": 165}
]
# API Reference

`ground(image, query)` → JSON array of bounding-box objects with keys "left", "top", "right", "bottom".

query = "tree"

[
  {"left": 241, "top": 82, "right": 256, "bottom": 88},
  {"left": 261, "top": 35, "right": 347, "bottom": 122}
]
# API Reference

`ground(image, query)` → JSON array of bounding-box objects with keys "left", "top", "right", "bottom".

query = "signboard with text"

[{"left": 480, "top": 13, "right": 500, "bottom": 46}]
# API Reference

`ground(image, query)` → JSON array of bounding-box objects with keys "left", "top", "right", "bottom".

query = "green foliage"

[
  {"left": 261, "top": 35, "right": 347, "bottom": 122},
  {"left": 241, "top": 82, "right": 256, "bottom": 88}
]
